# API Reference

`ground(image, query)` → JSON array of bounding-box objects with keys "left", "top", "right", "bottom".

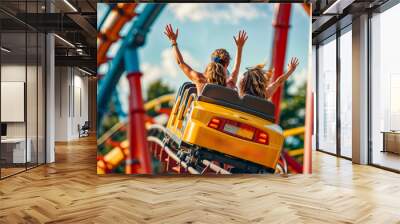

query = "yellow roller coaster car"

[{"left": 166, "top": 83, "right": 284, "bottom": 173}]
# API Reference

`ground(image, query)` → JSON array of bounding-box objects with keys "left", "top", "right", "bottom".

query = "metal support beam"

[
  {"left": 270, "top": 3, "right": 292, "bottom": 123},
  {"left": 323, "top": 0, "right": 356, "bottom": 15},
  {"left": 125, "top": 48, "right": 152, "bottom": 174},
  {"left": 55, "top": 55, "right": 96, "bottom": 70},
  {"left": 67, "top": 13, "right": 97, "bottom": 38},
  {"left": 13, "top": 13, "right": 83, "bottom": 32}
]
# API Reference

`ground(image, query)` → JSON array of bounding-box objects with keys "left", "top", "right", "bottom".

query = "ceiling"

[
  {"left": 0, "top": 0, "right": 96, "bottom": 74},
  {"left": 311, "top": 0, "right": 390, "bottom": 44}
]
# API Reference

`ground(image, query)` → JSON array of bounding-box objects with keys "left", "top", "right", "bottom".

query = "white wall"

[
  {"left": 55, "top": 66, "right": 69, "bottom": 141},
  {"left": 54, "top": 67, "right": 89, "bottom": 141},
  {"left": 72, "top": 73, "right": 89, "bottom": 138},
  {"left": 1, "top": 65, "right": 34, "bottom": 137},
  {"left": 1, "top": 63, "right": 46, "bottom": 164}
]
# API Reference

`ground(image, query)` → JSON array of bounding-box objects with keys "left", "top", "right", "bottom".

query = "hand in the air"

[
  {"left": 164, "top": 24, "right": 178, "bottom": 44},
  {"left": 287, "top": 57, "right": 299, "bottom": 74},
  {"left": 234, "top": 30, "right": 248, "bottom": 48}
]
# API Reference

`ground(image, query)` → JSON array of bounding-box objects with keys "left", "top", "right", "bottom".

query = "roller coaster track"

[
  {"left": 97, "top": 94, "right": 175, "bottom": 146},
  {"left": 144, "top": 94, "right": 175, "bottom": 111},
  {"left": 147, "top": 125, "right": 232, "bottom": 174},
  {"left": 97, "top": 3, "right": 138, "bottom": 67}
]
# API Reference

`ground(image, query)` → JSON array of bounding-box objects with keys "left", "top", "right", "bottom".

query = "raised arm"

[
  {"left": 227, "top": 30, "right": 248, "bottom": 87},
  {"left": 164, "top": 24, "right": 205, "bottom": 84},
  {"left": 265, "top": 57, "right": 299, "bottom": 99}
]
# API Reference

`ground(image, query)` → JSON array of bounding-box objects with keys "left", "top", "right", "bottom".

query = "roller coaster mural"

[{"left": 97, "top": 3, "right": 312, "bottom": 175}]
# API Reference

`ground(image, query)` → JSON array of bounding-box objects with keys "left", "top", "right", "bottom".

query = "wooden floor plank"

[{"left": 0, "top": 136, "right": 399, "bottom": 223}]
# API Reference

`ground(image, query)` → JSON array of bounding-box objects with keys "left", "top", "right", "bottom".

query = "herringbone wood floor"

[{"left": 1, "top": 136, "right": 399, "bottom": 223}]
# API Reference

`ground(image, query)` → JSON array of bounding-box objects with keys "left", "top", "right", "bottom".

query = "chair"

[{"left": 78, "top": 121, "right": 90, "bottom": 138}]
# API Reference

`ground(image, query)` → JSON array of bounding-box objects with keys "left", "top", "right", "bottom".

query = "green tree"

[
  {"left": 146, "top": 80, "right": 174, "bottom": 101},
  {"left": 280, "top": 79, "right": 306, "bottom": 150},
  {"left": 146, "top": 79, "right": 174, "bottom": 117}
]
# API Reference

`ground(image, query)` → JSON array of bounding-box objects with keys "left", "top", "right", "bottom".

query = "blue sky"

[{"left": 98, "top": 3, "right": 310, "bottom": 101}]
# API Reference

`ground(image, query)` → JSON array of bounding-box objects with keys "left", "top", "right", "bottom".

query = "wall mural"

[{"left": 97, "top": 3, "right": 311, "bottom": 175}]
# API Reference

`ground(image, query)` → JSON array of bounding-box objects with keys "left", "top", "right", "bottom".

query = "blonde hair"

[
  {"left": 239, "top": 64, "right": 269, "bottom": 98},
  {"left": 265, "top": 68, "right": 274, "bottom": 84},
  {"left": 211, "top": 49, "right": 231, "bottom": 67},
  {"left": 204, "top": 62, "right": 227, "bottom": 86}
]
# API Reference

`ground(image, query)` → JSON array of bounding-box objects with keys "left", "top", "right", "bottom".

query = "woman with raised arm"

[
  {"left": 226, "top": 30, "right": 248, "bottom": 88},
  {"left": 164, "top": 24, "right": 248, "bottom": 94},
  {"left": 238, "top": 57, "right": 299, "bottom": 100}
]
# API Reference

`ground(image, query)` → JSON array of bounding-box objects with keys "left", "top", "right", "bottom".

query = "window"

[
  {"left": 0, "top": 0, "right": 47, "bottom": 179},
  {"left": 370, "top": 3, "right": 400, "bottom": 171},
  {"left": 339, "top": 28, "right": 352, "bottom": 158},
  {"left": 317, "top": 36, "right": 337, "bottom": 154}
]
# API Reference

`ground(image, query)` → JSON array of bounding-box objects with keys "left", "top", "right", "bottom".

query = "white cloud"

[
  {"left": 161, "top": 48, "right": 201, "bottom": 77},
  {"left": 142, "top": 48, "right": 201, "bottom": 81},
  {"left": 141, "top": 62, "right": 163, "bottom": 85},
  {"left": 168, "top": 3, "right": 268, "bottom": 24},
  {"left": 140, "top": 48, "right": 201, "bottom": 96}
]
